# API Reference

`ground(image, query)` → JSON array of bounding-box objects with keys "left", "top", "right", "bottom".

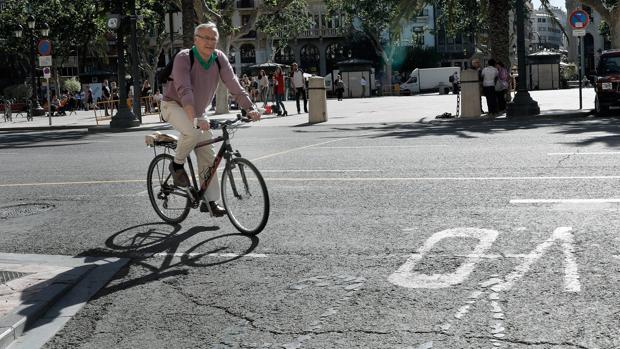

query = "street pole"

[
  {"left": 578, "top": 37, "right": 583, "bottom": 109},
  {"left": 130, "top": 0, "right": 141, "bottom": 123},
  {"left": 29, "top": 30, "right": 45, "bottom": 116},
  {"left": 506, "top": 0, "right": 540, "bottom": 118},
  {"left": 110, "top": 0, "right": 139, "bottom": 129},
  {"left": 46, "top": 77, "right": 51, "bottom": 126}
]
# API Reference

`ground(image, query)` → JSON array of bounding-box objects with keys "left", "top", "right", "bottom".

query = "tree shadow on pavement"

[
  {"left": 0, "top": 130, "right": 93, "bottom": 149},
  {"left": 315, "top": 115, "right": 620, "bottom": 143}
]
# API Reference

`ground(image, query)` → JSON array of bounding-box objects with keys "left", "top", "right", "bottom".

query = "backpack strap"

[{"left": 189, "top": 49, "right": 194, "bottom": 69}]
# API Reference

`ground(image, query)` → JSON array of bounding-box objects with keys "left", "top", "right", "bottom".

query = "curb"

[{"left": 0, "top": 254, "right": 129, "bottom": 349}]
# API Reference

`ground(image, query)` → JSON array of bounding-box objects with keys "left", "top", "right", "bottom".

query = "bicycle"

[{"left": 145, "top": 115, "right": 270, "bottom": 235}]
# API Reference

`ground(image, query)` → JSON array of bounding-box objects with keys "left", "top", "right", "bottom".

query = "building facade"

[
  {"left": 531, "top": 6, "right": 566, "bottom": 51},
  {"left": 565, "top": 1, "right": 607, "bottom": 75}
]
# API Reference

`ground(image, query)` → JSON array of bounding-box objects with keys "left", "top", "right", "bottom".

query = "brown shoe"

[
  {"left": 168, "top": 162, "right": 189, "bottom": 187},
  {"left": 200, "top": 201, "right": 227, "bottom": 217}
]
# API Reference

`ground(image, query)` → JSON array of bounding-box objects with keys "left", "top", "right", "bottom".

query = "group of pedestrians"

[
  {"left": 239, "top": 62, "right": 311, "bottom": 116},
  {"left": 479, "top": 58, "right": 510, "bottom": 116}
]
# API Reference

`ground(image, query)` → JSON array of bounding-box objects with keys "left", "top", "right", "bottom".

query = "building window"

[
  {"left": 240, "top": 43, "right": 255, "bottom": 64},
  {"left": 275, "top": 45, "right": 294, "bottom": 64}
]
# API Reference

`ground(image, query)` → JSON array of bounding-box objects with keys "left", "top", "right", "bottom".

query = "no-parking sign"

[{"left": 569, "top": 9, "right": 590, "bottom": 30}]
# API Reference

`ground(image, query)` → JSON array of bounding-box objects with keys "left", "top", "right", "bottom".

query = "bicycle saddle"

[{"left": 145, "top": 131, "right": 178, "bottom": 146}]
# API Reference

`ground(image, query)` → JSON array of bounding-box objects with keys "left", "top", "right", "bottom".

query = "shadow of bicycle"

[{"left": 79, "top": 222, "right": 260, "bottom": 298}]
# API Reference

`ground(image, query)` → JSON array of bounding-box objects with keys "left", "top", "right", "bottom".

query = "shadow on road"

[
  {"left": 294, "top": 115, "right": 620, "bottom": 147},
  {"left": 0, "top": 130, "right": 92, "bottom": 149},
  {"left": 79, "top": 222, "right": 260, "bottom": 297},
  {"left": 15, "top": 222, "right": 259, "bottom": 335}
]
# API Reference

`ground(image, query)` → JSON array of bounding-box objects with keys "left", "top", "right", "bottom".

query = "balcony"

[
  {"left": 282, "top": 27, "right": 345, "bottom": 39},
  {"left": 236, "top": 0, "right": 255, "bottom": 9}
]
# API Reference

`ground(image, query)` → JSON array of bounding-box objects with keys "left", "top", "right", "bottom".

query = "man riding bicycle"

[{"left": 161, "top": 22, "right": 260, "bottom": 217}]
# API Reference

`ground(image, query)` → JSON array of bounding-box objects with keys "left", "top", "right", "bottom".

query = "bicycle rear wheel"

[
  {"left": 147, "top": 153, "right": 191, "bottom": 224},
  {"left": 221, "top": 157, "right": 269, "bottom": 235}
]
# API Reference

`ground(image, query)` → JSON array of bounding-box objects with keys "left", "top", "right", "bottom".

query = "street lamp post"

[
  {"left": 14, "top": 16, "right": 47, "bottom": 117},
  {"left": 109, "top": 0, "right": 140, "bottom": 128},
  {"left": 506, "top": 0, "right": 540, "bottom": 118}
]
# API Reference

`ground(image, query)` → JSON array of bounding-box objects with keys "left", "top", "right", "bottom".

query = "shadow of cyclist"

[{"left": 78, "top": 222, "right": 260, "bottom": 298}]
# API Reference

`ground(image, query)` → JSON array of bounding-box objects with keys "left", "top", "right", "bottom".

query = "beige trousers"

[{"left": 160, "top": 100, "right": 220, "bottom": 202}]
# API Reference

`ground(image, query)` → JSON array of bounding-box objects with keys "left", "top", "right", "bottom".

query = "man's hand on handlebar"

[
  {"left": 196, "top": 118, "right": 210, "bottom": 130},
  {"left": 247, "top": 109, "right": 261, "bottom": 121}
]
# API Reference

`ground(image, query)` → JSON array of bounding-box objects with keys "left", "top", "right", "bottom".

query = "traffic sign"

[
  {"left": 572, "top": 29, "right": 586, "bottom": 37},
  {"left": 43, "top": 67, "right": 51, "bottom": 79},
  {"left": 569, "top": 9, "right": 590, "bottom": 29},
  {"left": 38, "top": 55, "right": 52, "bottom": 67},
  {"left": 38, "top": 39, "right": 52, "bottom": 56}
]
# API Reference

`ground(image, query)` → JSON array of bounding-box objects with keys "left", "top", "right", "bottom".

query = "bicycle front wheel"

[
  {"left": 221, "top": 157, "right": 269, "bottom": 235},
  {"left": 147, "top": 153, "right": 191, "bottom": 224}
]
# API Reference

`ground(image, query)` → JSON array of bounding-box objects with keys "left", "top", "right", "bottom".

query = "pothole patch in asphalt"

[{"left": 0, "top": 203, "right": 55, "bottom": 219}]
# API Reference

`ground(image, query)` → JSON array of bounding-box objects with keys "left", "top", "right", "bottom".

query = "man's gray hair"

[{"left": 194, "top": 22, "right": 219, "bottom": 36}]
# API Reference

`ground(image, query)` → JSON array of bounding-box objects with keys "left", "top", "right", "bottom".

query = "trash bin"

[
  {"left": 438, "top": 82, "right": 450, "bottom": 95},
  {"left": 459, "top": 69, "right": 481, "bottom": 118},
  {"left": 308, "top": 76, "right": 327, "bottom": 124}
]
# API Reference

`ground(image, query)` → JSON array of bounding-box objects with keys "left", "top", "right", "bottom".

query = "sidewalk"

[
  {"left": 0, "top": 253, "right": 128, "bottom": 349},
  {"left": 0, "top": 88, "right": 597, "bottom": 132}
]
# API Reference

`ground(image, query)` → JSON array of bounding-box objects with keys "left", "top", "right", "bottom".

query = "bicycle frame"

[{"left": 181, "top": 122, "right": 242, "bottom": 205}]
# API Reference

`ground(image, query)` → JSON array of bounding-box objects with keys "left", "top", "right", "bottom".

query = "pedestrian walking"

[
  {"left": 274, "top": 66, "right": 288, "bottom": 116},
  {"left": 86, "top": 88, "right": 94, "bottom": 110},
  {"left": 102, "top": 80, "right": 112, "bottom": 116},
  {"left": 141, "top": 80, "right": 152, "bottom": 113},
  {"left": 481, "top": 58, "right": 499, "bottom": 115},
  {"left": 335, "top": 74, "right": 345, "bottom": 101},
  {"left": 160, "top": 21, "right": 260, "bottom": 216},
  {"left": 259, "top": 70, "right": 269, "bottom": 108},
  {"left": 360, "top": 75, "right": 368, "bottom": 98},
  {"left": 495, "top": 61, "right": 509, "bottom": 112},
  {"left": 291, "top": 62, "right": 307, "bottom": 114},
  {"left": 450, "top": 71, "right": 460, "bottom": 94}
]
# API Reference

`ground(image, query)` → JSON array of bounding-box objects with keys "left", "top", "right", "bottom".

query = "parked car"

[{"left": 594, "top": 49, "right": 620, "bottom": 115}]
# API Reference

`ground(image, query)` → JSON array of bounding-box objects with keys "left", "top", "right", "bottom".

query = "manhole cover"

[
  {"left": 0, "top": 203, "right": 55, "bottom": 219},
  {"left": 0, "top": 270, "right": 31, "bottom": 284}
]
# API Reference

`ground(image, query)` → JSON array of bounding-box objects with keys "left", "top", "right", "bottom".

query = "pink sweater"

[{"left": 163, "top": 49, "right": 253, "bottom": 116}]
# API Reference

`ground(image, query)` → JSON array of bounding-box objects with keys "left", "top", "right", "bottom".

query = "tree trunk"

[
  {"left": 182, "top": 0, "right": 195, "bottom": 48},
  {"left": 488, "top": 0, "right": 511, "bottom": 66},
  {"left": 215, "top": 34, "right": 232, "bottom": 115}
]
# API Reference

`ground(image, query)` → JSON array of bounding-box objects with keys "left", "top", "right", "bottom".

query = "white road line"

[
  {"left": 511, "top": 199, "right": 620, "bottom": 204},
  {"left": 5, "top": 175, "right": 620, "bottom": 187},
  {"left": 265, "top": 175, "right": 620, "bottom": 181},
  {"left": 0, "top": 179, "right": 144, "bottom": 187},
  {"left": 316, "top": 145, "right": 448, "bottom": 149},
  {"left": 548, "top": 152, "right": 620, "bottom": 156},
  {"left": 493, "top": 227, "right": 580, "bottom": 293},
  {"left": 250, "top": 137, "right": 350, "bottom": 162},
  {"left": 151, "top": 252, "right": 267, "bottom": 258},
  {"left": 259, "top": 169, "right": 383, "bottom": 173}
]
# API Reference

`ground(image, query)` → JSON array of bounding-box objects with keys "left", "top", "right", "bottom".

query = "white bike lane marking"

[{"left": 389, "top": 227, "right": 581, "bottom": 347}]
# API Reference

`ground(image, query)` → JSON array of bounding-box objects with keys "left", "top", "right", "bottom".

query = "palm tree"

[
  {"left": 488, "top": 0, "right": 511, "bottom": 66},
  {"left": 181, "top": 0, "right": 196, "bottom": 48}
]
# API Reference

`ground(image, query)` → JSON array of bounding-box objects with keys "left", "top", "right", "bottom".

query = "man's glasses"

[{"left": 195, "top": 34, "right": 218, "bottom": 42}]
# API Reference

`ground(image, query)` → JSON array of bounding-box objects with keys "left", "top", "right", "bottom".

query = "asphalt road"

[{"left": 2, "top": 116, "right": 620, "bottom": 348}]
